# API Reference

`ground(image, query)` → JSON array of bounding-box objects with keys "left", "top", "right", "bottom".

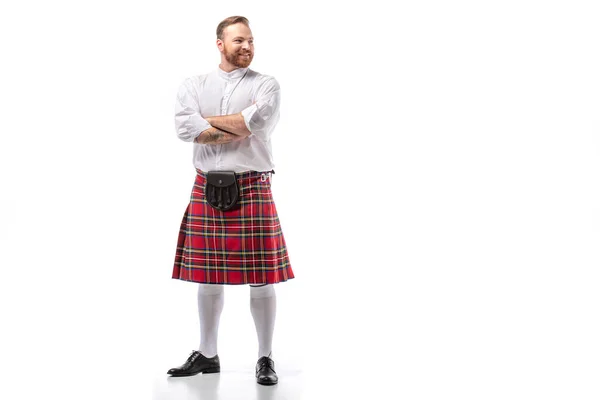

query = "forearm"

[
  {"left": 194, "top": 127, "right": 245, "bottom": 145},
  {"left": 206, "top": 113, "right": 252, "bottom": 137}
]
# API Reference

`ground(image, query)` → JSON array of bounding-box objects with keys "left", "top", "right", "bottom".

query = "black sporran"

[{"left": 205, "top": 171, "right": 240, "bottom": 211}]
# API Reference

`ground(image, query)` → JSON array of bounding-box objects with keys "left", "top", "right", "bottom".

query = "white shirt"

[{"left": 174, "top": 66, "right": 281, "bottom": 173}]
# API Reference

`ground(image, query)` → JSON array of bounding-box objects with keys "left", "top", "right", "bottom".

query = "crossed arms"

[
  {"left": 194, "top": 112, "right": 253, "bottom": 145},
  {"left": 175, "top": 76, "right": 280, "bottom": 144}
]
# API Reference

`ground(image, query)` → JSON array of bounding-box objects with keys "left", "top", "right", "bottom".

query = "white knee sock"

[
  {"left": 250, "top": 284, "right": 276, "bottom": 359},
  {"left": 197, "top": 284, "right": 224, "bottom": 358}
]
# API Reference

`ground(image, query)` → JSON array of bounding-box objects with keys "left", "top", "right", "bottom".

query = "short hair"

[{"left": 216, "top": 16, "right": 250, "bottom": 40}]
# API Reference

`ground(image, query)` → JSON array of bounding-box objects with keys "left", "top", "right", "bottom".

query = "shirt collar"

[{"left": 217, "top": 65, "right": 249, "bottom": 81}]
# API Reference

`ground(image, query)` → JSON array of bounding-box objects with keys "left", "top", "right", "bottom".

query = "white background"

[{"left": 1, "top": 0, "right": 599, "bottom": 399}]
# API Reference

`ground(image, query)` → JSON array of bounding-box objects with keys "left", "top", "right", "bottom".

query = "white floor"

[{"left": 152, "top": 365, "right": 304, "bottom": 400}]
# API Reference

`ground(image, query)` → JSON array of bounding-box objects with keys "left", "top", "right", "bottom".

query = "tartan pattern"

[{"left": 172, "top": 169, "right": 294, "bottom": 285}]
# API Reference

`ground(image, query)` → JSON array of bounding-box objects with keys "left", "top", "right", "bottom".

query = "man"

[{"left": 167, "top": 16, "right": 294, "bottom": 386}]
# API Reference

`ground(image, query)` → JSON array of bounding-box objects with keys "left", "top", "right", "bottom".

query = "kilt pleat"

[{"left": 172, "top": 169, "right": 295, "bottom": 285}]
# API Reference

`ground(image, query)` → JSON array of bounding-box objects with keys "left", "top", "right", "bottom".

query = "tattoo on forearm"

[
  {"left": 206, "top": 131, "right": 224, "bottom": 142},
  {"left": 195, "top": 127, "right": 242, "bottom": 144}
]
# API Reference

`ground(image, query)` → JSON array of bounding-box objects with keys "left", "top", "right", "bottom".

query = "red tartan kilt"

[{"left": 172, "top": 169, "right": 295, "bottom": 285}]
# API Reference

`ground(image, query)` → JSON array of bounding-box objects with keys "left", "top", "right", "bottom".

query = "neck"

[{"left": 219, "top": 62, "right": 239, "bottom": 73}]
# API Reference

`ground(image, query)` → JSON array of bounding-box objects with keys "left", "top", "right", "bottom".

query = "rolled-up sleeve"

[
  {"left": 174, "top": 79, "right": 212, "bottom": 142},
  {"left": 241, "top": 76, "right": 281, "bottom": 141}
]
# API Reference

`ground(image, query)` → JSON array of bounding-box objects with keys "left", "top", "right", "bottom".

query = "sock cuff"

[
  {"left": 250, "top": 284, "right": 275, "bottom": 299},
  {"left": 198, "top": 283, "right": 224, "bottom": 296}
]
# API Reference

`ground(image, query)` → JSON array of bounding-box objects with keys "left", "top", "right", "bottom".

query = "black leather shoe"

[
  {"left": 167, "top": 351, "right": 220, "bottom": 377},
  {"left": 256, "top": 356, "right": 278, "bottom": 385}
]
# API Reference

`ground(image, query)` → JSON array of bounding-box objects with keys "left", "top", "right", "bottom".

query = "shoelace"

[
  {"left": 257, "top": 357, "right": 274, "bottom": 372},
  {"left": 186, "top": 351, "right": 201, "bottom": 364}
]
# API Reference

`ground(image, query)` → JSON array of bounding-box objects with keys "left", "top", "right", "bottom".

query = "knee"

[{"left": 250, "top": 284, "right": 275, "bottom": 299}]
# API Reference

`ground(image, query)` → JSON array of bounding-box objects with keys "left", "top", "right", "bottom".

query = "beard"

[{"left": 223, "top": 44, "right": 253, "bottom": 68}]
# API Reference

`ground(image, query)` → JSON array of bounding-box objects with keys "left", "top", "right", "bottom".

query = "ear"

[{"left": 216, "top": 39, "right": 223, "bottom": 51}]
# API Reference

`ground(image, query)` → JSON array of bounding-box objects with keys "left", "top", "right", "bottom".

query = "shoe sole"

[
  {"left": 167, "top": 367, "right": 221, "bottom": 377},
  {"left": 257, "top": 380, "right": 278, "bottom": 386}
]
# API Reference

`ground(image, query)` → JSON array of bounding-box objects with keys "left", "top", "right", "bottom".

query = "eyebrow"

[{"left": 232, "top": 37, "right": 253, "bottom": 40}]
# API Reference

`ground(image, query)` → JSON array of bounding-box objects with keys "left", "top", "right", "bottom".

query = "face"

[{"left": 219, "top": 23, "right": 254, "bottom": 68}]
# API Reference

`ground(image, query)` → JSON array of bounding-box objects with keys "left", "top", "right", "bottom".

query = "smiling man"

[{"left": 167, "top": 16, "right": 294, "bottom": 386}]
